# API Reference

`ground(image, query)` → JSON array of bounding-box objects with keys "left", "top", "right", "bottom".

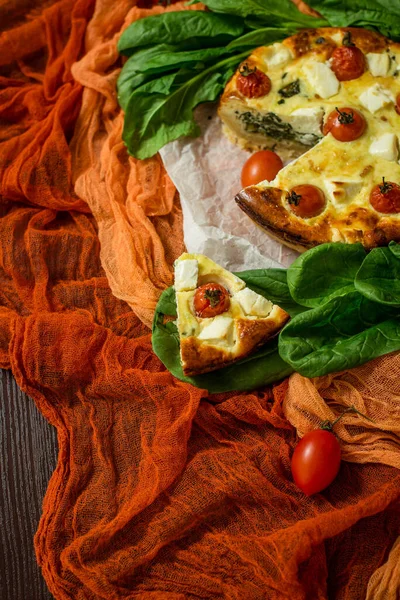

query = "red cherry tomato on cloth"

[
  {"left": 236, "top": 63, "right": 271, "bottom": 98},
  {"left": 193, "top": 283, "right": 230, "bottom": 318},
  {"left": 323, "top": 107, "right": 366, "bottom": 142},
  {"left": 331, "top": 45, "right": 365, "bottom": 81},
  {"left": 291, "top": 406, "right": 373, "bottom": 496},
  {"left": 291, "top": 429, "right": 341, "bottom": 496},
  {"left": 370, "top": 178, "right": 400, "bottom": 214},
  {"left": 241, "top": 150, "right": 283, "bottom": 188},
  {"left": 286, "top": 184, "right": 326, "bottom": 218}
]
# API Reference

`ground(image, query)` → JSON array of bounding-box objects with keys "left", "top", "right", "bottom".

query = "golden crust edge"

[{"left": 180, "top": 306, "right": 290, "bottom": 377}]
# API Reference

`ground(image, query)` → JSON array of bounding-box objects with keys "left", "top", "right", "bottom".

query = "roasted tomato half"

[
  {"left": 323, "top": 107, "right": 366, "bottom": 142},
  {"left": 330, "top": 45, "right": 365, "bottom": 81},
  {"left": 193, "top": 283, "right": 230, "bottom": 318},
  {"left": 286, "top": 185, "right": 326, "bottom": 218},
  {"left": 236, "top": 63, "right": 271, "bottom": 98},
  {"left": 370, "top": 178, "right": 400, "bottom": 213}
]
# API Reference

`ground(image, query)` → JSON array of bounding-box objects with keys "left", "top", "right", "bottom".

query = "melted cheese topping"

[{"left": 174, "top": 254, "right": 276, "bottom": 349}]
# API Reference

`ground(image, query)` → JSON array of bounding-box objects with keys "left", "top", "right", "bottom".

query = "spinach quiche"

[
  {"left": 174, "top": 253, "right": 289, "bottom": 376},
  {"left": 219, "top": 27, "right": 400, "bottom": 251}
]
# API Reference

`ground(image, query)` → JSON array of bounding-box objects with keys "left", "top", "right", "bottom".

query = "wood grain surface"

[{"left": 0, "top": 368, "right": 58, "bottom": 600}]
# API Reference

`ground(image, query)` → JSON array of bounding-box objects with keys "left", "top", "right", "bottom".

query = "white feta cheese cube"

[
  {"left": 303, "top": 61, "right": 340, "bottom": 99},
  {"left": 235, "top": 288, "right": 272, "bottom": 317},
  {"left": 359, "top": 84, "right": 394, "bottom": 113},
  {"left": 369, "top": 133, "right": 399, "bottom": 161},
  {"left": 198, "top": 316, "right": 233, "bottom": 342},
  {"left": 174, "top": 259, "right": 198, "bottom": 292},
  {"left": 266, "top": 44, "right": 293, "bottom": 68},
  {"left": 366, "top": 52, "right": 391, "bottom": 77},
  {"left": 290, "top": 107, "right": 324, "bottom": 134},
  {"left": 324, "top": 179, "right": 362, "bottom": 207}
]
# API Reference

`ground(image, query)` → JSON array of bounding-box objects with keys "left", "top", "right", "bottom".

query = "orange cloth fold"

[{"left": 1, "top": 1, "right": 400, "bottom": 599}]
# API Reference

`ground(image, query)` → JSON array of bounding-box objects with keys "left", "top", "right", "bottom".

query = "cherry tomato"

[
  {"left": 370, "top": 178, "right": 400, "bottom": 214},
  {"left": 395, "top": 93, "right": 400, "bottom": 116},
  {"left": 331, "top": 45, "right": 365, "bottom": 81},
  {"left": 241, "top": 150, "right": 283, "bottom": 187},
  {"left": 291, "top": 429, "right": 341, "bottom": 495},
  {"left": 286, "top": 185, "right": 326, "bottom": 218},
  {"left": 236, "top": 63, "right": 271, "bottom": 98},
  {"left": 323, "top": 107, "right": 366, "bottom": 142},
  {"left": 193, "top": 283, "right": 230, "bottom": 318}
]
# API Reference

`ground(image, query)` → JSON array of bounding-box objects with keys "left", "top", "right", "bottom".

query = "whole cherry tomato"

[
  {"left": 241, "top": 150, "right": 283, "bottom": 188},
  {"left": 193, "top": 283, "right": 230, "bottom": 318},
  {"left": 286, "top": 185, "right": 326, "bottom": 218},
  {"left": 323, "top": 107, "right": 366, "bottom": 142},
  {"left": 291, "top": 428, "right": 341, "bottom": 496},
  {"left": 236, "top": 63, "right": 271, "bottom": 98},
  {"left": 291, "top": 406, "right": 373, "bottom": 495},
  {"left": 370, "top": 178, "right": 400, "bottom": 214},
  {"left": 331, "top": 45, "right": 365, "bottom": 81}
]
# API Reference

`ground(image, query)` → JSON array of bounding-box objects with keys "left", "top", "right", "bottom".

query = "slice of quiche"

[
  {"left": 220, "top": 27, "right": 400, "bottom": 250},
  {"left": 174, "top": 253, "right": 289, "bottom": 376}
]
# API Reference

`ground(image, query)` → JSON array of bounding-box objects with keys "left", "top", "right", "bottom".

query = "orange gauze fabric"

[
  {"left": 0, "top": 1, "right": 400, "bottom": 600},
  {"left": 69, "top": 1, "right": 201, "bottom": 327}
]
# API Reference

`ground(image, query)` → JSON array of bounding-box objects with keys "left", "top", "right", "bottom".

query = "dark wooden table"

[{"left": 0, "top": 368, "right": 58, "bottom": 600}]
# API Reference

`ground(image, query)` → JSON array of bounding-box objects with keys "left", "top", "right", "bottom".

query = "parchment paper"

[{"left": 159, "top": 104, "right": 299, "bottom": 272}]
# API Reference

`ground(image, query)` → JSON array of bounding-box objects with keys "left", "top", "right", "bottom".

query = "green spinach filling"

[{"left": 236, "top": 110, "right": 322, "bottom": 146}]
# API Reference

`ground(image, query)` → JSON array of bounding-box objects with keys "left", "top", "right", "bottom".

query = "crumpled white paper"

[{"left": 159, "top": 104, "right": 299, "bottom": 272}]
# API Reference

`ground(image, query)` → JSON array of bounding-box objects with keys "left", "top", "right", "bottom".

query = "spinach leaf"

[
  {"left": 123, "top": 45, "right": 233, "bottom": 77},
  {"left": 389, "top": 240, "right": 400, "bottom": 259},
  {"left": 118, "top": 11, "right": 245, "bottom": 56},
  {"left": 226, "top": 27, "right": 294, "bottom": 50},
  {"left": 287, "top": 243, "right": 366, "bottom": 308},
  {"left": 190, "top": 0, "right": 328, "bottom": 28},
  {"left": 118, "top": 45, "right": 234, "bottom": 110},
  {"left": 278, "top": 80, "right": 300, "bottom": 98},
  {"left": 355, "top": 245, "right": 400, "bottom": 306},
  {"left": 278, "top": 291, "right": 400, "bottom": 377},
  {"left": 306, "top": 0, "right": 400, "bottom": 40},
  {"left": 122, "top": 51, "right": 249, "bottom": 160},
  {"left": 152, "top": 275, "right": 294, "bottom": 393},
  {"left": 118, "top": 65, "right": 198, "bottom": 113}
]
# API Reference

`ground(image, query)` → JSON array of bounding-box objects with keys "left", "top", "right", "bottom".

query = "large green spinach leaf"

[
  {"left": 307, "top": 0, "right": 400, "bottom": 40},
  {"left": 355, "top": 244, "right": 400, "bottom": 306},
  {"left": 278, "top": 291, "right": 400, "bottom": 377},
  {"left": 190, "top": 0, "right": 328, "bottom": 28},
  {"left": 287, "top": 243, "right": 366, "bottom": 308},
  {"left": 122, "top": 51, "right": 249, "bottom": 160},
  {"left": 226, "top": 27, "right": 297, "bottom": 50},
  {"left": 118, "top": 12, "right": 245, "bottom": 56}
]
